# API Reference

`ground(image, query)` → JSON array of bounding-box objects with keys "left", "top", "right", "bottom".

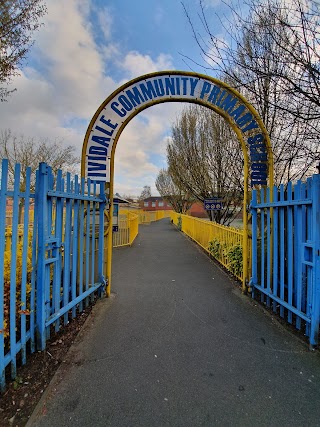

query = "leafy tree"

[
  {"left": 0, "top": 0, "right": 47, "bottom": 101},
  {"left": 155, "top": 168, "right": 193, "bottom": 214}
]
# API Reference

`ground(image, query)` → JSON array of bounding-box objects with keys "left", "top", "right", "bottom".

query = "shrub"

[
  {"left": 226, "top": 244, "right": 243, "bottom": 277},
  {"left": 208, "top": 239, "right": 243, "bottom": 278},
  {"left": 208, "top": 239, "right": 221, "bottom": 258}
]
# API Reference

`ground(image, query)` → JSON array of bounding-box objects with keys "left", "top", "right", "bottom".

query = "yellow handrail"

[
  {"left": 170, "top": 212, "right": 251, "bottom": 283},
  {"left": 112, "top": 209, "right": 172, "bottom": 247}
]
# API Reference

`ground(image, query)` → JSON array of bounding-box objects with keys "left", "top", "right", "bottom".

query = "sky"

[{"left": 0, "top": 0, "right": 232, "bottom": 197}]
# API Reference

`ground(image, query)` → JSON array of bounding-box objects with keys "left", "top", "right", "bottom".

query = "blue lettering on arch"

[
  {"left": 229, "top": 105, "right": 246, "bottom": 121},
  {"left": 125, "top": 86, "right": 145, "bottom": 107},
  {"left": 111, "top": 101, "right": 126, "bottom": 117},
  {"left": 208, "top": 86, "right": 220, "bottom": 104},
  {"left": 215, "top": 89, "right": 227, "bottom": 107},
  {"left": 88, "top": 172, "right": 107, "bottom": 178},
  {"left": 88, "top": 162, "right": 107, "bottom": 171},
  {"left": 89, "top": 146, "right": 108, "bottom": 156},
  {"left": 181, "top": 77, "right": 189, "bottom": 95},
  {"left": 165, "top": 77, "right": 176, "bottom": 95},
  {"left": 236, "top": 112, "right": 253, "bottom": 128},
  {"left": 176, "top": 77, "right": 181, "bottom": 95},
  {"left": 200, "top": 81, "right": 212, "bottom": 99},
  {"left": 154, "top": 79, "right": 165, "bottom": 96},
  {"left": 118, "top": 95, "right": 133, "bottom": 111},
  {"left": 91, "top": 135, "right": 110, "bottom": 148},
  {"left": 219, "top": 94, "right": 237, "bottom": 113},
  {"left": 139, "top": 81, "right": 157, "bottom": 101},
  {"left": 189, "top": 78, "right": 199, "bottom": 96}
]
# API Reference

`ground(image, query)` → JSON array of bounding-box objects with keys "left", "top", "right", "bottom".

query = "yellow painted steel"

[
  {"left": 112, "top": 212, "right": 139, "bottom": 247},
  {"left": 81, "top": 70, "right": 274, "bottom": 296},
  {"left": 112, "top": 210, "right": 171, "bottom": 248},
  {"left": 129, "top": 213, "right": 139, "bottom": 245},
  {"left": 171, "top": 212, "right": 251, "bottom": 282},
  {"left": 119, "top": 209, "right": 171, "bottom": 225},
  {"left": 138, "top": 211, "right": 151, "bottom": 225}
]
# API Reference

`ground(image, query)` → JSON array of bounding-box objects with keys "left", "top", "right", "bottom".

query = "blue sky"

[{"left": 0, "top": 0, "right": 231, "bottom": 196}]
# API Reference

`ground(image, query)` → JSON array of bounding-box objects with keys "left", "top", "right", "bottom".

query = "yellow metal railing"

[
  {"left": 138, "top": 211, "right": 152, "bottom": 224},
  {"left": 5, "top": 209, "right": 170, "bottom": 253},
  {"left": 113, "top": 209, "right": 172, "bottom": 247},
  {"left": 119, "top": 209, "right": 172, "bottom": 224},
  {"left": 112, "top": 213, "right": 139, "bottom": 247},
  {"left": 170, "top": 212, "right": 251, "bottom": 283},
  {"left": 154, "top": 210, "right": 172, "bottom": 220},
  {"left": 129, "top": 213, "right": 138, "bottom": 245}
]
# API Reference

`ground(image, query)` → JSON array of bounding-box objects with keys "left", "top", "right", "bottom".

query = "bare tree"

[
  {"left": 182, "top": 0, "right": 320, "bottom": 182},
  {"left": 0, "top": 129, "right": 80, "bottom": 192},
  {"left": 0, "top": 0, "right": 47, "bottom": 101},
  {"left": 138, "top": 185, "right": 151, "bottom": 202},
  {"left": 167, "top": 105, "right": 244, "bottom": 225},
  {"left": 237, "top": 0, "right": 320, "bottom": 121},
  {"left": 155, "top": 168, "right": 194, "bottom": 214}
]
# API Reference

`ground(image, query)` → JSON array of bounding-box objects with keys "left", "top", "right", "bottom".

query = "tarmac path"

[{"left": 28, "top": 218, "right": 320, "bottom": 426}]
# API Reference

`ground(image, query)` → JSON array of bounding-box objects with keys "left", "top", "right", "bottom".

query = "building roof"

[
  {"left": 113, "top": 193, "right": 130, "bottom": 204},
  {"left": 143, "top": 196, "right": 164, "bottom": 202}
]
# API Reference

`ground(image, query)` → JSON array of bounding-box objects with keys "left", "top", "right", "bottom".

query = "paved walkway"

[{"left": 29, "top": 219, "right": 320, "bottom": 426}]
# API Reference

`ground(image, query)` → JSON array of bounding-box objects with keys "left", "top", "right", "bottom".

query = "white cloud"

[
  {"left": 0, "top": 0, "right": 117, "bottom": 153},
  {"left": 120, "top": 51, "right": 174, "bottom": 79},
  {"left": 96, "top": 7, "right": 113, "bottom": 41},
  {"left": 204, "top": 35, "right": 228, "bottom": 68},
  {"left": 102, "top": 43, "right": 120, "bottom": 61},
  {"left": 114, "top": 102, "right": 183, "bottom": 195},
  {"left": 33, "top": 0, "right": 112, "bottom": 118},
  {"left": 0, "top": 0, "right": 182, "bottom": 196}
]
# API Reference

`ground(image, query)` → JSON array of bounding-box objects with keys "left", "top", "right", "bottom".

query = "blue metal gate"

[
  {"left": 250, "top": 175, "right": 320, "bottom": 346},
  {"left": 0, "top": 160, "right": 107, "bottom": 390},
  {"left": 36, "top": 163, "right": 107, "bottom": 350}
]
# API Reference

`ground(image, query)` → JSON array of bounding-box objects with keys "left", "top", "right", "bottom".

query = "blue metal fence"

[
  {"left": 0, "top": 160, "right": 106, "bottom": 391},
  {"left": 251, "top": 175, "right": 320, "bottom": 346},
  {"left": 2, "top": 158, "right": 320, "bottom": 390}
]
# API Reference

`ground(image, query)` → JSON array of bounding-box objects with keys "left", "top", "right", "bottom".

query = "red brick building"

[
  {"left": 141, "top": 197, "right": 208, "bottom": 219},
  {"left": 141, "top": 197, "right": 172, "bottom": 211}
]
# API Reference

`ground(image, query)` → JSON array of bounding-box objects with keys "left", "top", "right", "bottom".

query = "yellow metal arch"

[{"left": 81, "top": 70, "right": 274, "bottom": 295}]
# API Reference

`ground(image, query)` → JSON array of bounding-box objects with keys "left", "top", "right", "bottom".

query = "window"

[
  {"left": 152, "top": 202, "right": 156, "bottom": 207},
  {"left": 158, "top": 201, "right": 164, "bottom": 207},
  {"left": 144, "top": 202, "right": 149, "bottom": 207}
]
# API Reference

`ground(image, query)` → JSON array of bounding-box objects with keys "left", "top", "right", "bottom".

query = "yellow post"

[
  {"left": 242, "top": 162, "right": 249, "bottom": 293},
  {"left": 105, "top": 180, "right": 113, "bottom": 297},
  {"left": 104, "top": 158, "right": 115, "bottom": 297}
]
